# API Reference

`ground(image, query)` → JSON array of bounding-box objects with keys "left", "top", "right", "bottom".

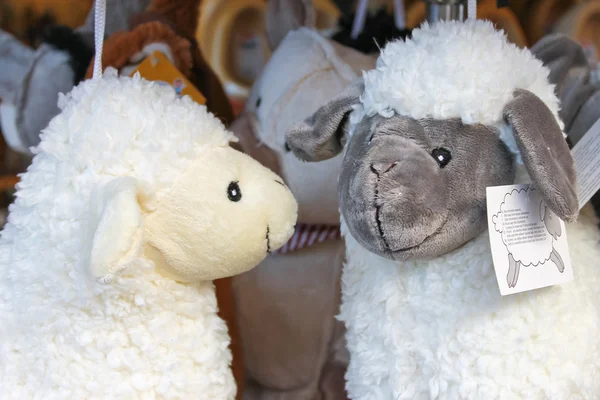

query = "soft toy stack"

[
  {"left": 0, "top": 68, "right": 297, "bottom": 398},
  {"left": 0, "top": 0, "right": 234, "bottom": 155},
  {"left": 230, "top": 0, "right": 376, "bottom": 398},
  {"left": 0, "top": 0, "right": 151, "bottom": 155},
  {"left": 0, "top": 27, "right": 85, "bottom": 154},
  {"left": 532, "top": 33, "right": 600, "bottom": 222},
  {"left": 287, "top": 19, "right": 600, "bottom": 398}
]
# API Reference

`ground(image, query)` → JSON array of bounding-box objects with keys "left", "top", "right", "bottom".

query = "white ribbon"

[
  {"left": 467, "top": 0, "right": 477, "bottom": 20},
  {"left": 92, "top": 0, "right": 106, "bottom": 79}
]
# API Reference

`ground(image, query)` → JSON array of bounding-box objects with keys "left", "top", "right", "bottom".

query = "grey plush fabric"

[
  {"left": 0, "top": 30, "right": 34, "bottom": 102},
  {"left": 287, "top": 87, "right": 578, "bottom": 261},
  {"left": 286, "top": 78, "right": 364, "bottom": 162},
  {"left": 338, "top": 116, "right": 515, "bottom": 261},
  {"left": 0, "top": 31, "right": 74, "bottom": 153},
  {"left": 503, "top": 89, "right": 579, "bottom": 222}
]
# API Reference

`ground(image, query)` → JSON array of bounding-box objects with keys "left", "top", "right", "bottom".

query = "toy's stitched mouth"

[
  {"left": 388, "top": 216, "right": 449, "bottom": 254},
  {"left": 371, "top": 164, "right": 393, "bottom": 256},
  {"left": 370, "top": 163, "right": 447, "bottom": 257},
  {"left": 266, "top": 227, "right": 271, "bottom": 253}
]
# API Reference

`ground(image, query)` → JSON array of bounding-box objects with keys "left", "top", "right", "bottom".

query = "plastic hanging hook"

[
  {"left": 92, "top": 0, "right": 107, "bottom": 79},
  {"left": 467, "top": 0, "right": 477, "bottom": 20}
]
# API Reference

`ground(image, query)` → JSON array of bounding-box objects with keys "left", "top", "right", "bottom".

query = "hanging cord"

[
  {"left": 467, "top": 0, "right": 476, "bottom": 20},
  {"left": 393, "top": 0, "right": 406, "bottom": 30},
  {"left": 92, "top": 0, "right": 107, "bottom": 79}
]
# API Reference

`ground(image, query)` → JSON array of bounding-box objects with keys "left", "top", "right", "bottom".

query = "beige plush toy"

[
  {"left": 0, "top": 69, "right": 297, "bottom": 399},
  {"left": 230, "top": 0, "right": 376, "bottom": 398}
]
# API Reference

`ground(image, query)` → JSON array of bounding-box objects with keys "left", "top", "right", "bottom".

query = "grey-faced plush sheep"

[{"left": 286, "top": 20, "right": 600, "bottom": 399}]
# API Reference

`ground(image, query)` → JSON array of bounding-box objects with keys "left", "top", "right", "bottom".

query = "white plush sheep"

[
  {"left": 0, "top": 69, "right": 297, "bottom": 399},
  {"left": 287, "top": 20, "right": 600, "bottom": 399}
]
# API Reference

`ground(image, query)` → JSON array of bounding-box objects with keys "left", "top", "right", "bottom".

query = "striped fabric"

[{"left": 272, "top": 223, "right": 341, "bottom": 254}]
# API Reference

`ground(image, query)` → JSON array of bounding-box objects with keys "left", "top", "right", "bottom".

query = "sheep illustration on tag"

[{"left": 487, "top": 184, "right": 573, "bottom": 294}]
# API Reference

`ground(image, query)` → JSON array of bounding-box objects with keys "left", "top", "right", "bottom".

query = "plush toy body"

[
  {"left": 230, "top": 1, "right": 376, "bottom": 398},
  {"left": 0, "top": 71, "right": 297, "bottom": 399},
  {"left": 287, "top": 20, "right": 600, "bottom": 399}
]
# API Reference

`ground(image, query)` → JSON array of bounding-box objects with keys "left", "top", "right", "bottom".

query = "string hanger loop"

[{"left": 92, "top": 0, "right": 107, "bottom": 79}]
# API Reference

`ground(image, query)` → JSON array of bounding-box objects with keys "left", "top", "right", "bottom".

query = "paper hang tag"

[
  {"left": 486, "top": 184, "right": 573, "bottom": 296},
  {"left": 131, "top": 51, "right": 206, "bottom": 105},
  {"left": 571, "top": 118, "right": 600, "bottom": 209}
]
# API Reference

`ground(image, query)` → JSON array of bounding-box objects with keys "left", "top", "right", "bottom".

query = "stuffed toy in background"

[
  {"left": 0, "top": 27, "right": 87, "bottom": 154},
  {"left": 230, "top": 0, "right": 376, "bottom": 399},
  {"left": 532, "top": 32, "right": 600, "bottom": 223},
  {"left": 0, "top": 68, "right": 298, "bottom": 399},
  {"left": 86, "top": 0, "right": 234, "bottom": 125},
  {"left": 286, "top": 19, "right": 600, "bottom": 398},
  {"left": 0, "top": 0, "right": 150, "bottom": 155}
]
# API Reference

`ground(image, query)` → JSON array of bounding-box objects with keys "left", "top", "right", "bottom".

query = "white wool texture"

[
  {"left": 350, "top": 20, "right": 564, "bottom": 160},
  {"left": 339, "top": 207, "right": 600, "bottom": 399},
  {"left": 492, "top": 187, "right": 553, "bottom": 266},
  {"left": 0, "top": 70, "right": 236, "bottom": 399}
]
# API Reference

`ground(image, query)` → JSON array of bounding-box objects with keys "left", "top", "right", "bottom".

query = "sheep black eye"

[
  {"left": 227, "top": 182, "right": 242, "bottom": 202},
  {"left": 431, "top": 148, "right": 451, "bottom": 168},
  {"left": 256, "top": 97, "right": 262, "bottom": 108},
  {"left": 284, "top": 141, "right": 291, "bottom": 152}
]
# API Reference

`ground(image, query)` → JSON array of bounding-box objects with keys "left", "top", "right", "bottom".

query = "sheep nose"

[{"left": 371, "top": 162, "right": 398, "bottom": 174}]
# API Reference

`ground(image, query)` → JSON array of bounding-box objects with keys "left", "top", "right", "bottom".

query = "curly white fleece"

[
  {"left": 339, "top": 206, "right": 600, "bottom": 399},
  {"left": 350, "top": 20, "right": 564, "bottom": 161},
  {"left": 0, "top": 70, "right": 237, "bottom": 399}
]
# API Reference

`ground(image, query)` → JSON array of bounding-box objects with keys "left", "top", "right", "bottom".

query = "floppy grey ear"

[
  {"left": 265, "top": 0, "right": 315, "bottom": 50},
  {"left": 285, "top": 78, "right": 363, "bottom": 162},
  {"left": 503, "top": 89, "right": 578, "bottom": 222}
]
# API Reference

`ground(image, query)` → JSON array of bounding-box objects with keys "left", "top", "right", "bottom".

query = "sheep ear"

[
  {"left": 265, "top": 0, "right": 315, "bottom": 50},
  {"left": 87, "top": 177, "right": 152, "bottom": 283},
  {"left": 503, "top": 89, "right": 578, "bottom": 222},
  {"left": 285, "top": 78, "right": 363, "bottom": 162}
]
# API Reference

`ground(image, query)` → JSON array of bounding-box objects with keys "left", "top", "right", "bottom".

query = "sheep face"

[
  {"left": 335, "top": 115, "right": 515, "bottom": 260},
  {"left": 142, "top": 146, "right": 298, "bottom": 281},
  {"left": 286, "top": 84, "right": 579, "bottom": 261},
  {"left": 89, "top": 144, "right": 298, "bottom": 283}
]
